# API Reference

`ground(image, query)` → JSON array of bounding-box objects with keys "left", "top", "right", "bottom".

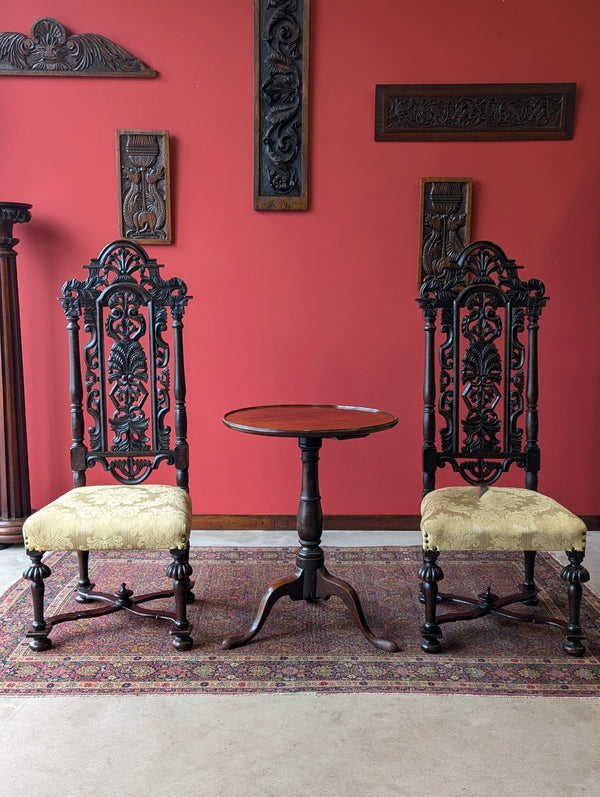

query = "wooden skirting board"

[{"left": 193, "top": 515, "right": 600, "bottom": 532}]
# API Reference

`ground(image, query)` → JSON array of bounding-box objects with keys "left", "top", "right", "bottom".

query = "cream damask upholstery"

[
  {"left": 23, "top": 485, "right": 191, "bottom": 553},
  {"left": 421, "top": 487, "right": 586, "bottom": 553}
]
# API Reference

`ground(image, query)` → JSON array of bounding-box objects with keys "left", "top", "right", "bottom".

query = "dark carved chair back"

[
  {"left": 60, "top": 240, "right": 191, "bottom": 490},
  {"left": 418, "top": 240, "right": 548, "bottom": 495}
]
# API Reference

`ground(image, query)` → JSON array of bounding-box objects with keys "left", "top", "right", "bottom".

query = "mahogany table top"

[{"left": 222, "top": 404, "right": 398, "bottom": 439}]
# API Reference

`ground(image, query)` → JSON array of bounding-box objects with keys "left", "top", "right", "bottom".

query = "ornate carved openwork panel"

[
  {"left": 419, "top": 241, "right": 547, "bottom": 487},
  {"left": 254, "top": 0, "right": 310, "bottom": 210},
  {"left": 376, "top": 83, "right": 575, "bottom": 141},
  {"left": 117, "top": 130, "right": 172, "bottom": 244},
  {"left": 60, "top": 241, "right": 190, "bottom": 485},
  {"left": 418, "top": 178, "right": 472, "bottom": 286},
  {"left": 0, "top": 17, "right": 155, "bottom": 76}
]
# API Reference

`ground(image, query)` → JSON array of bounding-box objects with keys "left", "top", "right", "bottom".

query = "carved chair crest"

[
  {"left": 60, "top": 241, "right": 190, "bottom": 486},
  {"left": 418, "top": 241, "right": 548, "bottom": 490}
]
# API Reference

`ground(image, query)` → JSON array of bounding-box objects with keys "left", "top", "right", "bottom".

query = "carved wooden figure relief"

[
  {"left": 418, "top": 178, "right": 472, "bottom": 286},
  {"left": 0, "top": 17, "right": 155, "bottom": 76},
  {"left": 375, "top": 83, "right": 576, "bottom": 141},
  {"left": 254, "top": 0, "right": 310, "bottom": 210},
  {"left": 116, "top": 130, "right": 172, "bottom": 245}
]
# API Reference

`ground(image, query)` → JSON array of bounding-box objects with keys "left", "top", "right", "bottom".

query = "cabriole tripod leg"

[
  {"left": 316, "top": 568, "right": 399, "bottom": 652},
  {"left": 221, "top": 574, "right": 304, "bottom": 650}
]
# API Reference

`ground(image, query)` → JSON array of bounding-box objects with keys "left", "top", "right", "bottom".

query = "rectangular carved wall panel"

[
  {"left": 116, "top": 130, "right": 172, "bottom": 244},
  {"left": 376, "top": 83, "right": 576, "bottom": 141},
  {"left": 418, "top": 178, "right": 472, "bottom": 286},
  {"left": 254, "top": 0, "right": 310, "bottom": 210}
]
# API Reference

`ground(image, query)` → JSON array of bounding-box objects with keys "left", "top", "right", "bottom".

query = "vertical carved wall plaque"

[
  {"left": 418, "top": 178, "right": 472, "bottom": 286},
  {"left": 254, "top": 0, "right": 310, "bottom": 210},
  {"left": 116, "top": 130, "right": 172, "bottom": 245}
]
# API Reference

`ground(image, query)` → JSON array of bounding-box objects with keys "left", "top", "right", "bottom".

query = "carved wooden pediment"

[{"left": 0, "top": 17, "right": 155, "bottom": 77}]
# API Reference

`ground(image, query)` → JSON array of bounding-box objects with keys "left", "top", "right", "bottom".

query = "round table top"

[{"left": 222, "top": 404, "right": 398, "bottom": 439}]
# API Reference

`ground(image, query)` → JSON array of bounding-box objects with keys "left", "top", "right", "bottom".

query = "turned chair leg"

[
  {"left": 167, "top": 548, "right": 194, "bottom": 651},
  {"left": 183, "top": 542, "right": 195, "bottom": 603},
  {"left": 23, "top": 550, "right": 53, "bottom": 651},
  {"left": 560, "top": 549, "right": 589, "bottom": 657},
  {"left": 522, "top": 550, "right": 539, "bottom": 605},
  {"left": 419, "top": 549, "right": 444, "bottom": 653},
  {"left": 75, "top": 550, "right": 94, "bottom": 603}
]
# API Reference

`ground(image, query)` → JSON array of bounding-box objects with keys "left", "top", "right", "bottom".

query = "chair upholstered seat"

[
  {"left": 23, "top": 485, "right": 192, "bottom": 553},
  {"left": 421, "top": 486, "right": 586, "bottom": 553}
]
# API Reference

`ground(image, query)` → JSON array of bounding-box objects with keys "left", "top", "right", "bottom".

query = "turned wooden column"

[{"left": 0, "top": 202, "right": 32, "bottom": 546}]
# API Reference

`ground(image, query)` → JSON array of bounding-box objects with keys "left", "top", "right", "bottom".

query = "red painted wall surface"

[{"left": 2, "top": 0, "right": 599, "bottom": 517}]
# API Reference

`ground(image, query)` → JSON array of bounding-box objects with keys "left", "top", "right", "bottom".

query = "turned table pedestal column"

[
  {"left": 220, "top": 404, "right": 399, "bottom": 652},
  {"left": 0, "top": 202, "right": 32, "bottom": 547}
]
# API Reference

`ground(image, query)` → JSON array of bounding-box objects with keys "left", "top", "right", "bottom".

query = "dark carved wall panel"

[
  {"left": 116, "top": 130, "right": 172, "bottom": 245},
  {"left": 375, "top": 83, "right": 576, "bottom": 141},
  {"left": 418, "top": 178, "right": 472, "bottom": 286},
  {"left": 0, "top": 17, "right": 155, "bottom": 77},
  {"left": 254, "top": 0, "right": 310, "bottom": 210}
]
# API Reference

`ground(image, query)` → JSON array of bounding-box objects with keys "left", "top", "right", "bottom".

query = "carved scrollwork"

[
  {"left": 254, "top": 0, "right": 309, "bottom": 210},
  {"left": 0, "top": 17, "right": 155, "bottom": 76},
  {"left": 87, "top": 453, "right": 174, "bottom": 484},
  {"left": 419, "top": 241, "right": 548, "bottom": 487},
  {"left": 0, "top": 201, "right": 31, "bottom": 249},
  {"left": 390, "top": 94, "right": 564, "bottom": 131},
  {"left": 60, "top": 241, "right": 190, "bottom": 485},
  {"left": 107, "top": 337, "right": 150, "bottom": 452},
  {"left": 460, "top": 293, "right": 503, "bottom": 453},
  {"left": 376, "top": 84, "right": 575, "bottom": 141},
  {"left": 117, "top": 131, "right": 171, "bottom": 244},
  {"left": 0, "top": 202, "right": 32, "bottom": 226},
  {"left": 419, "top": 179, "right": 472, "bottom": 285}
]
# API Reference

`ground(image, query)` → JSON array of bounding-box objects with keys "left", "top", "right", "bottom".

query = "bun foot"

[
  {"left": 171, "top": 631, "right": 193, "bottom": 651},
  {"left": 28, "top": 635, "right": 52, "bottom": 651},
  {"left": 421, "top": 634, "right": 442, "bottom": 654},
  {"left": 562, "top": 637, "right": 585, "bottom": 657}
]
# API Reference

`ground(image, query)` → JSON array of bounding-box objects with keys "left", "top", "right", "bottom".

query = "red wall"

[{"left": 3, "top": 0, "right": 600, "bottom": 517}]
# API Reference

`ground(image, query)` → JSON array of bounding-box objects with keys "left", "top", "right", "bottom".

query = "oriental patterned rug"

[{"left": 1, "top": 547, "right": 598, "bottom": 697}]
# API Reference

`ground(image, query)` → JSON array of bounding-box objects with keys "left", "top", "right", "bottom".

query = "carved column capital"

[{"left": 0, "top": 202, "right": 32, "bottom": 249}]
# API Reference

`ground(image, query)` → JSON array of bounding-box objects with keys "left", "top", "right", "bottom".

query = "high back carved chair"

[
  {"left": 22, "top": 241, "right": 194, "bottom": 651},
  {"left": 417, "top": 241, "right": 588, "bottom": 656}
]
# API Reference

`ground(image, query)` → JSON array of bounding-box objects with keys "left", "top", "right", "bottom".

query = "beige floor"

[{"left": 1, "top": 530, "right": 599, "bottom": 797}]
